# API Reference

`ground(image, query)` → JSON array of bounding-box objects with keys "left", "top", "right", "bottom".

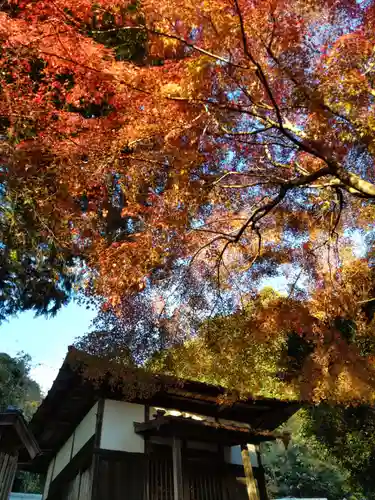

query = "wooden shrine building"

[
  {"left": 0, "top": 409, "right": 40, "bottom": 500},
  {"left": 22, "top": 348, "right": 301, "bottom": 500}
]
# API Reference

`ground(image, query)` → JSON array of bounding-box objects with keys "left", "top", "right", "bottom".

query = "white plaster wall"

[
  {"left": 42, "top": 457, "right": 55, "bottom": 499},
  {"left": 45, "top": 401, "right": 98, "bottom": 487},
  {"left": 53, "top": 434, "right": 73, "bottom": 479},
  {"left": 100, "top": 399, "right": 144, "bottom": 453},
  {"left": 72, "top": 401, "right": 98, "bottom": 457},
  {"left": 225, "top": 444, "right": 258, "bottom": 467}
]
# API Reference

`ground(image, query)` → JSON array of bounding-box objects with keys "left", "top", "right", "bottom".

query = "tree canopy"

[
  {"left": 2, "top": 0, "right": 375, "bottom": 399},
  {"left": 0, "top": 352, "right": 43, "bottom": 493},
  {"left": 304, "top": 403, "right": 375, "bottom": 497},
  {"left": 77, "top": 297, "right": 375, "bottom": 497},
  {"left": 263, "top": 410, "right": 366, "bottom": 499},
  {"left": 0, "top": 351, "right": 42, "bottom": 417},
  {"left": 79, "top": 267, "right": 375, "bottom": 402}
]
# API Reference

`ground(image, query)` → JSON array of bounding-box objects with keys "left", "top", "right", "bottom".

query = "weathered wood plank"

[
  {"left": 172, "top": 437, "right": 184, "bottom": 500},
  {"left": 0, "top": 452, "right": 18, "bottom": 500},
  {"left": 241, "top": 445, "right": 260, "bottom": 500},
  {"left": 92, "top": 450, "right": 148, "bottom": 500},
  {"left": 172, "top": 437, "right": 183, "bottom": 500}
]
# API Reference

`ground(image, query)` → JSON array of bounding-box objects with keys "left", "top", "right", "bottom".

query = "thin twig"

[
  {"left": 193, "top": 228, "right": 237, "bottom": 238},
  {"left": 217, "top": 181, "right": 276, "bottom": 189},
  {"left": 188, "top": 235, "right": 232, "bottom": 268},
  {"left": 288, "top": 269, "right": 304, "bottom": 299},
  {"left": 358, "top": 297, "right": 375, "bottom": 304}
]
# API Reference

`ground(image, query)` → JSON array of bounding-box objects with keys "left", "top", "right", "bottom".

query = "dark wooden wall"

[
  {"left": 93, "top": 450, "right": 148, "bottom": 500},
  {"left": 91, "top": 449, "right": 250, "bottom": 500},
  {"left": 58, "top": 465, "right": 93, "bottom": 500},
  {"left": 46, "top": 441, "right": 265, "bottom": 500}
]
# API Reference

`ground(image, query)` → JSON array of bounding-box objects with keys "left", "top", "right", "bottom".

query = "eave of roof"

[
  {"left": 0, "top": 412, "right": 40, "bottom": 459},
  {"left": 134, "top": 414, "right": 280, "bottom": 445},
  {"left": 21, "top": 347, "right": 302, "bottom": 472}
]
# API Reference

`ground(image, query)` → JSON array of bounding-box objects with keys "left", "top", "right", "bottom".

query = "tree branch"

[
  {"left": 287, "top": 166, "right": 332, "bottom": 188},
  {"left": 234, "top": 185, "right": 288, "bottom": 244},
  {"left": 149, "top": 28, "right": 247, "bottom": 69},
  {"left": 216, "top": 181, "right": 275, "bottom": 189},
  {"left": 332, "top": 163, "right": 375, "bottom": 198},
  {"left": 218, "top": 125, "right": 274, "bottom": 136},
  {"left": 358, "top": 297, "right": 375, "bottom": 304},
  {"left": 93, "top": 24, "right": 247, "bottom": 69},
  {"left": 231, "top": 0, "right": 334, "bottom": 163},
  {"left": 330, "top": 188, "right": 344, "bottom": 238}
]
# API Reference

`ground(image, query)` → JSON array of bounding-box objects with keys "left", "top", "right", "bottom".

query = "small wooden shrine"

[
  {"left": 0, "top": 409, "right": 40, "bottom": 500},
  {"left": 22, "top": 347, "right": 301, "bottom": 500}
]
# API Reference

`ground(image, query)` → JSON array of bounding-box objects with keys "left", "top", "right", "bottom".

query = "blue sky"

[{"left": 0, "top": 302, "right": 97, "bottom": 393}]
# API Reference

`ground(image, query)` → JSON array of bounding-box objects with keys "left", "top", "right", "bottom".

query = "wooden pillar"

[
  {"left": 172, "top": 437, "right": 184, "bottom": 500},
  {"left": 241, "top": 444, "right": 260, "bottom": 500},
  {"left": 255, "top": 444, "right": 268, "bottom": 500},
  {"left": 91, "top": 399, "right": 104, "bottom": 500}
]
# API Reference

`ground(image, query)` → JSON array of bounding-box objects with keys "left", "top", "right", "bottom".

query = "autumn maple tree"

[{"left": 1, "top": 0, "right": 375, "bottom": 398}]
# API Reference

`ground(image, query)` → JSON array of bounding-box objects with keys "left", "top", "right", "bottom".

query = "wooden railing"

[
  {"left": 148, "top": 457, "right": 174, "bottom": 500},
  {"left": 95, "top": 450, "right": 249, "bottom": 500},
  {"left": 147, "top": 457, "right": 247, "bottom": 500}
]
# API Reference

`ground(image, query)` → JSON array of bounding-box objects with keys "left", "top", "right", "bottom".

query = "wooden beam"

[
  {"left": 144, "top": 406, "right": 150, "bottom": 500},
  {"left": 241, "top": 444, "right": 260, "bottom": 500},
  {"left": 0, "top": 413, "right": 39, "bottom": 459},
  {"left": 134, "top": 416, "right": 276, "bottom": 445},
  {"left": 172, "top": 436, "right": 183, "bottom": 500},
  {"left": 91, "top": 399, "right": 104, "bottom": 500}
]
